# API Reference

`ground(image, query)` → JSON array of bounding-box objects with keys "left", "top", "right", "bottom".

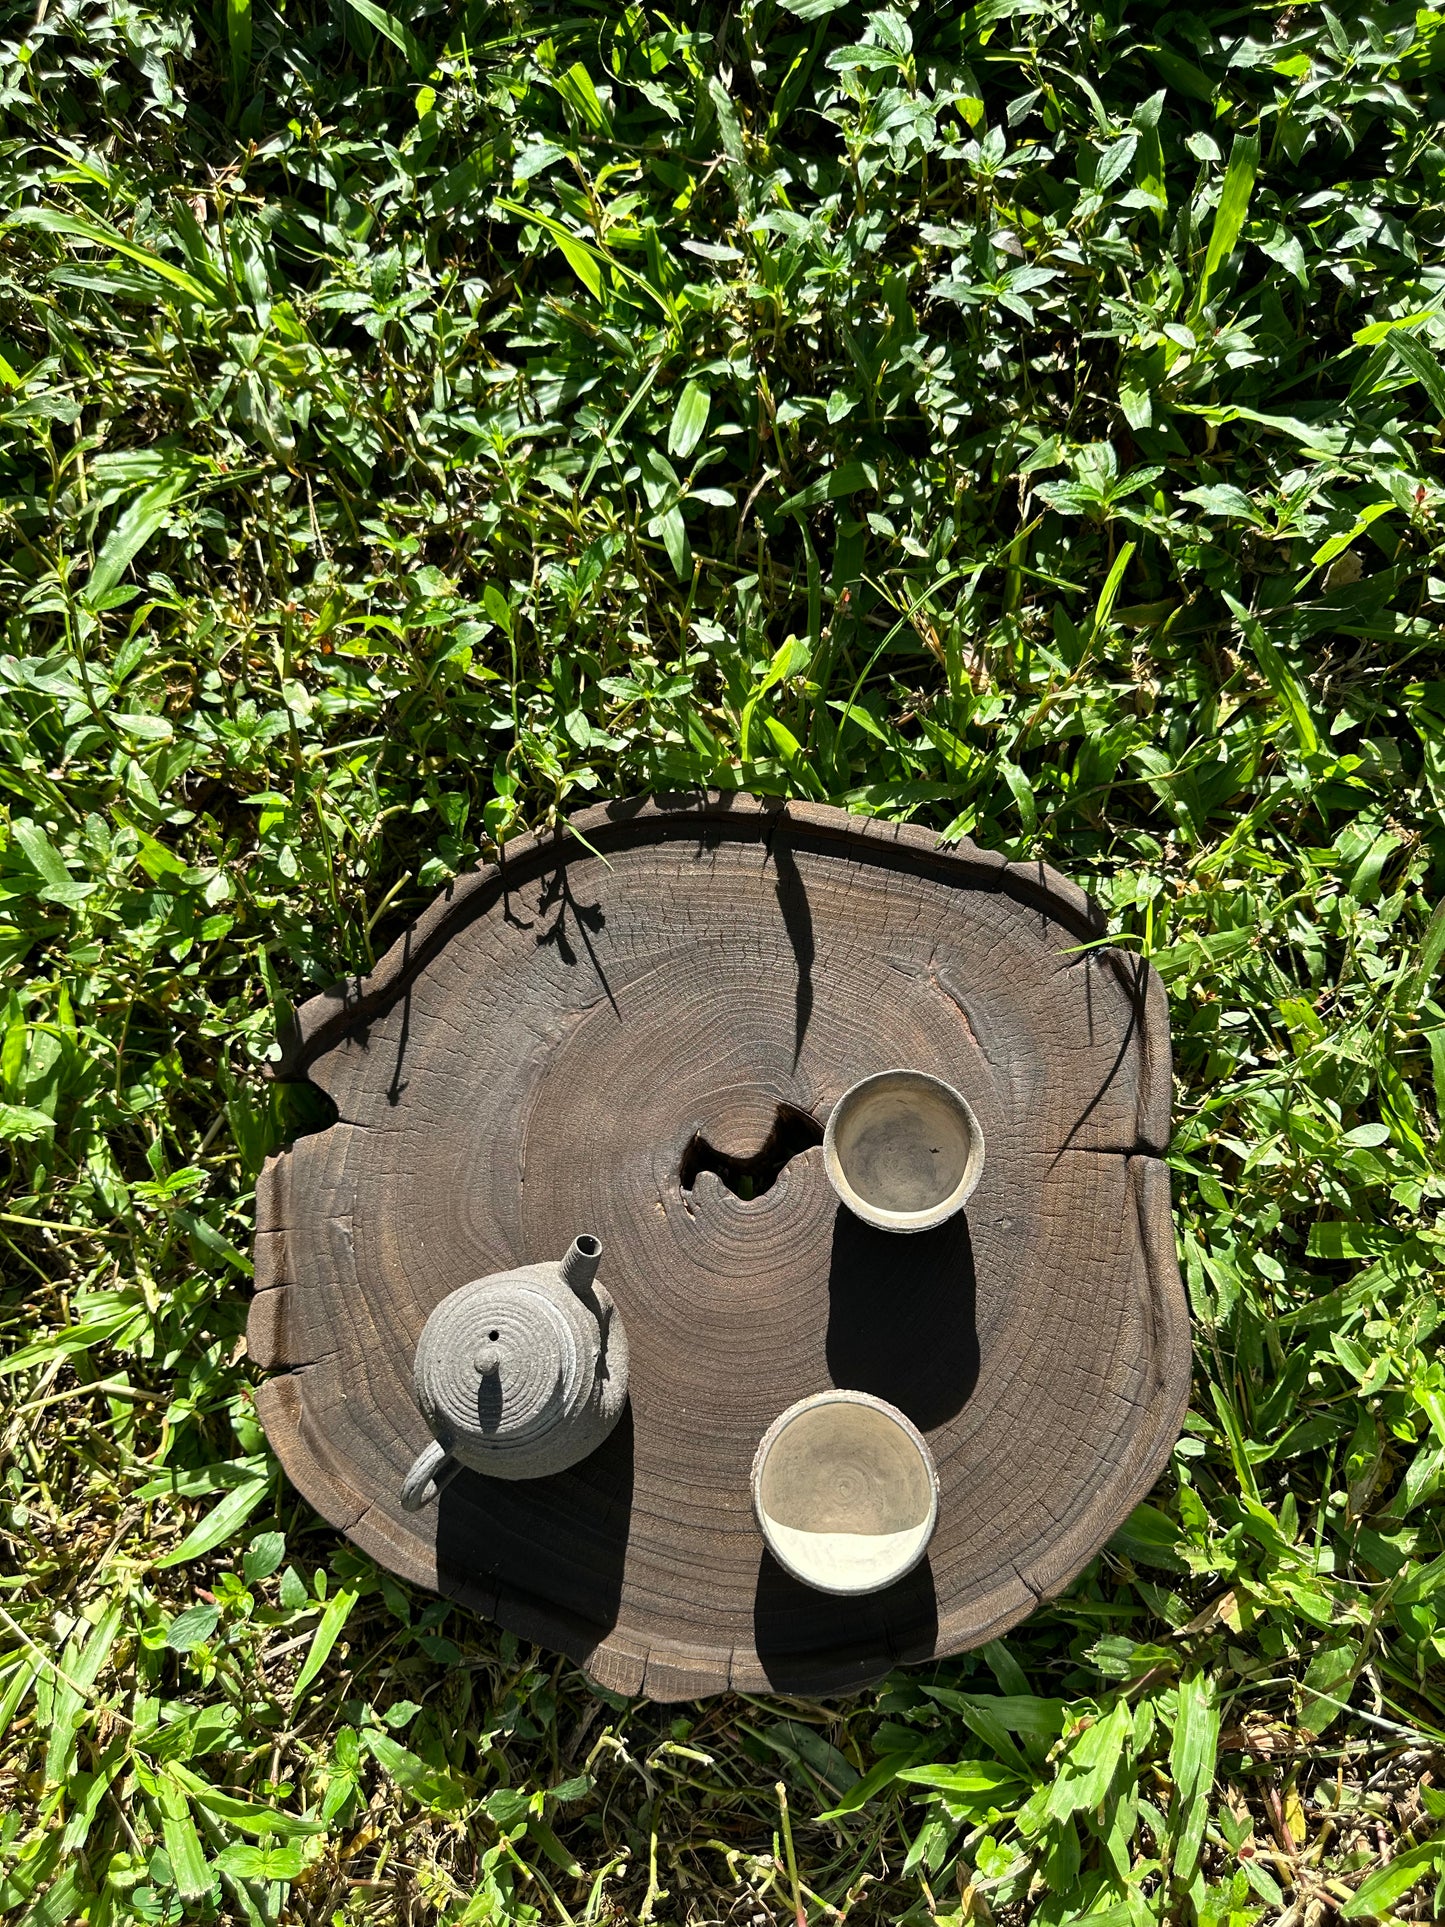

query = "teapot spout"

[{"left": 559, "top": 1233, "right": 602, "bottom": 1295}]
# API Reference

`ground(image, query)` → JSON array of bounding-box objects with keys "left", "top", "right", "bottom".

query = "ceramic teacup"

[
  {"left": 823, "top": 1068, "right": 984, "bottom": 1233},
  {"left": 752, "top": 1390, "right": 938, "bottom": 1595}
]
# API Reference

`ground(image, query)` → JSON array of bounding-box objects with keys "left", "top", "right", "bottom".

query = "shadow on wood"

[
  {"left": 752, "top": 1546, "right": 939, "bottom": 1695},
  {"left": 768, "top": 830, "right": 815, "bottom": 1069},
  {"left": 435, "top": 1404, "right": 634, "bottom": 1643},
  {"left": 826, "top": 1208, "right": 979, "bottom": 1431}
]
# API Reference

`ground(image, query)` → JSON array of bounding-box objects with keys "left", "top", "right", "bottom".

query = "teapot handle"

[{"left": 401, "top": 1439, "right": 456, "bottom": 1511}]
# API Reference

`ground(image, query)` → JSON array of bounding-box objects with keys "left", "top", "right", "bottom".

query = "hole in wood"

[{"left": 679, "top": 1103, "right": 824, "bottom": 1201}]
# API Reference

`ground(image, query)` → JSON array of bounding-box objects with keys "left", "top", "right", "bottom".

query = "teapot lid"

[{"left": 414, "top": 1275, "right": 586, "bottom": 1463}]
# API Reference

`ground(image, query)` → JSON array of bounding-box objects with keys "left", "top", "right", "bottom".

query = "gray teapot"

[{"left": 400, "top": 1234, "right": 628, "bottom": 1510}]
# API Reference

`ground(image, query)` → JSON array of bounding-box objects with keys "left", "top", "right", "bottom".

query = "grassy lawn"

[{"left": 3, "top": 0, "right": 1445, "bottom": 1921}]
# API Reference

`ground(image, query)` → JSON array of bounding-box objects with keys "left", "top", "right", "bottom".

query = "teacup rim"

[
  {"left": 822, "top": 1066, "right": 985, "bottom": 1233},
  {"left": 751, "top": 1388, "right": 940, "bottom": 1596}
]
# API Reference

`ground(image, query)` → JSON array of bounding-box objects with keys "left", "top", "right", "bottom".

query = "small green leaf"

[
  {"left": 110, "top": 710, "right": 173, "bottom": 741},
  {"left": 279, "top": 1565, "right": 309, "bottom": 1609},
  {"left": 1181, "top": 484, "right": 1258, "bottom": 519},
  {"left": 0, "top": 1103, "right": 57, "bottom": 1141},
  {"left": 165, "top": 1603, "right": 221, "bottom": 1651},
  {"left": 482, "top": 583, "right": 514, "bottom": 635},
  {"left": 778, "top": 460, "right": 876, "bottom": 513},
  {"left": 215, "top": 1842, "right": 304, "bottom": 1881},
  {"left": 484, "top": 1784, "right": 533, "bottom": 1827},
  {"left": 550, "top": 1772, "right": 593, "bottom": 1802},
  {"left": 1298, "top": 1640, "right": 1359, "bottom": 1738},
  {"left": 11, "top": 821, "right": 73, "bottom": 891},
  {"left": 657, "top": 503, "right": 689, "bottom": 579},
  {"left": 667, "top": 381, "right": 710, "bottom": 460},
  {"left": 243, "top": 1532, "right": 286, "bottom": 1583},
  {"left": 1109, "top": 1502, "right": 1186, "bottom": 1571}
]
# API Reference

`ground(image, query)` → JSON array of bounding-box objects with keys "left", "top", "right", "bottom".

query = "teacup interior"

[
  {"left": 756, "top": 1398, "right": 935, "bottom": 1593},
  {"left": 832, "top": 1074, "right": 975, "bottom": 1215}
]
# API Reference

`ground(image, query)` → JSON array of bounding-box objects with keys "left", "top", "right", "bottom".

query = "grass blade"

[
  {"left": 1224, "top": 591, "right": 1319, "bottom": 756},
  {"left": 227, "top": 0, "right": 253, "bottom": 93},
  {"left": 1341, "top": 1832, "right": 1445, "bottom": 1918},
  {"left": 173, "top": 1764, "right": 327, "bottom": 1838},
  {"left": 43, "top": 1598, "right": 123, "bottom": 1786},
  {"left": 291, "top": 1588, "right": 358, "bottom": 1704},
  {"left": 154, "top": 1474, "right": 270, "bottom": 1568},
  {"left": 341, "top": 0, "right": 429, "bottom": 74},
  {"left": 493, "top": 199, "right": 673, "bottom": 318},
  {"left": 1388, "top": 328, "right": 1445, "bottom": 419},
  {"left": 1193, "top": 131, "right": 1259, "bottom": 315},
  {"left": 1413, "top": 896, "right": 1445, "bottom": 1004},
  {"left": 0, "top": 1653, "right": 45, "bottom": 1742},
  {"left": 7, "top": 207, "right": 216, "bottom": 302},
  {"left": 1168, "top": 1673, "right": 1219, "bottom": 1889},
  {"left": 667, "top": 381, "right": 710, "bottom": 461},
  {"left": 87, "top": 470, "right": 195, "bottom": 606},
  {"left": 157, "top": 1771, "right": 214, "bottom": 1902},
  {"left": 1088, "top": 537, "right": 1136, "bottom": 644}
]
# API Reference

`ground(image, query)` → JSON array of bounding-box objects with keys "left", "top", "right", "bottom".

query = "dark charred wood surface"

[{"left": 251, "top": 794, "right": 1189, "bottom": 1700}]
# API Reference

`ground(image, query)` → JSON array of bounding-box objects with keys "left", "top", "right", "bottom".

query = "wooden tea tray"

[{"left": 250, "top": 795, "right": 1189, "bottom": 1700}]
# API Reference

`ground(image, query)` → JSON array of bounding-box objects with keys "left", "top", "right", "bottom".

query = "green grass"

[{"left": 3, "top": 0, "right": 1445, "bottom": 1921}]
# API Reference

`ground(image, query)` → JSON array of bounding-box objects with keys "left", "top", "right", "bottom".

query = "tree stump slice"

[{"left": 251, "top": 794, "right": 1189, "bottom": 1701}]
